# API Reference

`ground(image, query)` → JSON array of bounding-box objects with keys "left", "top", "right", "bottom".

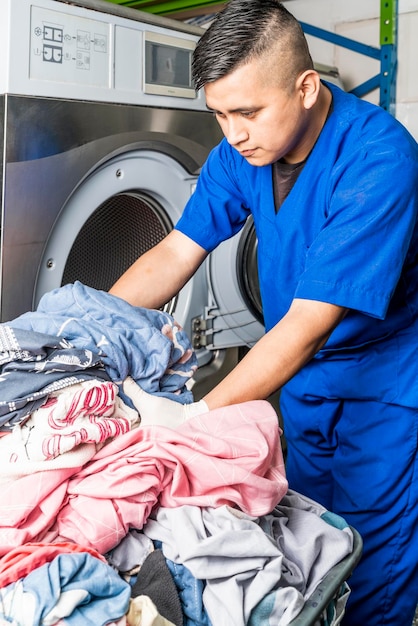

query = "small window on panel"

[{"left": 144, "top": 31, "right": 196, "bottom": 99}]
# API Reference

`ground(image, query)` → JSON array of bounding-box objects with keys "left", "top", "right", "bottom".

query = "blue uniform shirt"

[{"left": 176, "top": 82, "right": 418, "bottom": 406}]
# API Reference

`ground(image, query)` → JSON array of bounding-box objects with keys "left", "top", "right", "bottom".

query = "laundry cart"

[{"left": 288, "top": 526, "right": 363, "bottom": 626}]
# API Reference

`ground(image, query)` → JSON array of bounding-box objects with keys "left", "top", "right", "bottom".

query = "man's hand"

[{"left": 123, "top": 377, "right": 209, "bottom": 429}]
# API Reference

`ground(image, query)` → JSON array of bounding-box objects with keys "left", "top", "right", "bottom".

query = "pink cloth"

[{"left": 0, "top": 401, "right": 287, "bottom": 556}]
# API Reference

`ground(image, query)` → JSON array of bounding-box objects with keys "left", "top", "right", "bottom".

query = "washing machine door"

[
  {"left": 35, "top": 148, "right": 264, "bottom": 359},
  {"left": 196, "top": 217, "right": 265, "bottom": 350}
]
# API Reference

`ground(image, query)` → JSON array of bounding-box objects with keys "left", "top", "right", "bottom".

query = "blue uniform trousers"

[{"left": 281, "top": 384, "right": 418, "bottom": 626}]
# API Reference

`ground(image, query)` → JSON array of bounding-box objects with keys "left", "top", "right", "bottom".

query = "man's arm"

[
  {"left": 122, "top": 296, "right": 348, "bottom": 427},
  {"left": 203, "top": 298, "right": 348, "bottom": 409},
  {"left": 109, "top": 229, "right": 208, "bottom": 309}
]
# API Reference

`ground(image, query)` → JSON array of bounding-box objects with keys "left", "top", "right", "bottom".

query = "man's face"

[{"left": 204, "top": 58, "right": 313, "bottom": 165}]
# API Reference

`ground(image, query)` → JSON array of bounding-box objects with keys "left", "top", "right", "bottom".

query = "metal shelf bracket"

[{"left": 300, "top": 0, "right": 398, "bottom": 115}]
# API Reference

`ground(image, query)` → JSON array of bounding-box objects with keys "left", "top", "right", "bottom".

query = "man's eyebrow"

[{"left": 206, "top": 105, "right": 259, "bottom": 114}]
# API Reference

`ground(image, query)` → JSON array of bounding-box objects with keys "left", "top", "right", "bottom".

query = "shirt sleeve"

[{"left": 175, "top": 139, "right": 251, "bottom": 252}]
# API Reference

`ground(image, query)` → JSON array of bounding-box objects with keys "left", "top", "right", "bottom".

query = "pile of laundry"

[{"left": 0, "top": 282, "right": 354, "bottom": 626}]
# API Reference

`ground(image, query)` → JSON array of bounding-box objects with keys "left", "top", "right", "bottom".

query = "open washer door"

[{"left": 191, "top": 217, "right": 264, "bottom": 351}]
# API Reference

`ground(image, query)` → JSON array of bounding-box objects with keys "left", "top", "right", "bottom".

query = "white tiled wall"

[{"left": 284, "top": 0, "right": 418, "bottom": 139}]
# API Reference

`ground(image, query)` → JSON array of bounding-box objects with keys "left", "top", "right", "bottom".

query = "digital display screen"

[
  {"left": 144, "top": 31, "right": 196, "bottom": 99},
  {"left": 145, "top": 41, "right": 192, "bottom": 89}
]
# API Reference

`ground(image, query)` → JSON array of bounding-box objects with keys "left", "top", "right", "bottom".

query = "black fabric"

[
  {"left": 131, "top": 549, "right": 184, "bottom": 626},
  {"left": 272, "top": 158, "right": 306, "bottom": 211}
]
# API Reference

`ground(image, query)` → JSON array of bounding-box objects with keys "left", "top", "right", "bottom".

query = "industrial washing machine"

[{"left": 0, "top": 0, "right": 265, "bottom": 389}]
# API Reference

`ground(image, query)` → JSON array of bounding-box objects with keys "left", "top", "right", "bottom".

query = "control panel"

[
  {"left": 30, "top": 6, "right": 111, "bottom": 88},
  {"left": 0, "top": 0, "right": 206, "bottom": 109}
]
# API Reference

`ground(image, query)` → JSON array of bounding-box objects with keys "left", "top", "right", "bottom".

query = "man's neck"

[{"left": 284, "top": 83, "right": 332, "bottom": 164}]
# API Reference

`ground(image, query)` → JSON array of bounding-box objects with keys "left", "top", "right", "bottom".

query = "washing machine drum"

[{"left": 60, "top": 191, "right": 174, "bottom": 310}]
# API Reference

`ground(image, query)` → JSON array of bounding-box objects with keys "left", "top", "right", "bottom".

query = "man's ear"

[{"left": 297, "top": 69, "right": 321, "bottom": 110}]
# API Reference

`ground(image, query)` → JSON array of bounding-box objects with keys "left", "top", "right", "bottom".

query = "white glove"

[{"left": 122, "top": 377, "right": 209, "bottom": 429}]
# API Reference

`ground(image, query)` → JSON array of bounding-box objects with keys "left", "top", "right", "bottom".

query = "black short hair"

[{"left": 192, "top": 0, "right": 313, "bottom": 91}]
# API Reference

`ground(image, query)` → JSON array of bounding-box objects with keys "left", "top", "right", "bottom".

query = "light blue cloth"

[
  {"left": 0, "top": 552, "right": 131, "bottom": 625},
  {"left": 12, "top": 281, "right": 197, "bottom": 406}
]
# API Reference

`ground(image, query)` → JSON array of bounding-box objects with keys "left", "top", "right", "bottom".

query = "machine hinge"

[{"left": 191, "top": 314, "right": 215, "bottom": 349}]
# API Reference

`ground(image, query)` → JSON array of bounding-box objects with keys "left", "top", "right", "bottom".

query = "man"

[{"left": 110, "top": 1, "right": 418, "bottom": 624}]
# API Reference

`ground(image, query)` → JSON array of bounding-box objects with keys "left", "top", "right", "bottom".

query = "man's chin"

[{"left": 243, "top": 153, "right": 275, "bottom": 167}]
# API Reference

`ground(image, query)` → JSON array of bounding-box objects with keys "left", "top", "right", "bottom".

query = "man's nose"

[{"left": 225, "top": 118, "right": 248, "bottom": 146}]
